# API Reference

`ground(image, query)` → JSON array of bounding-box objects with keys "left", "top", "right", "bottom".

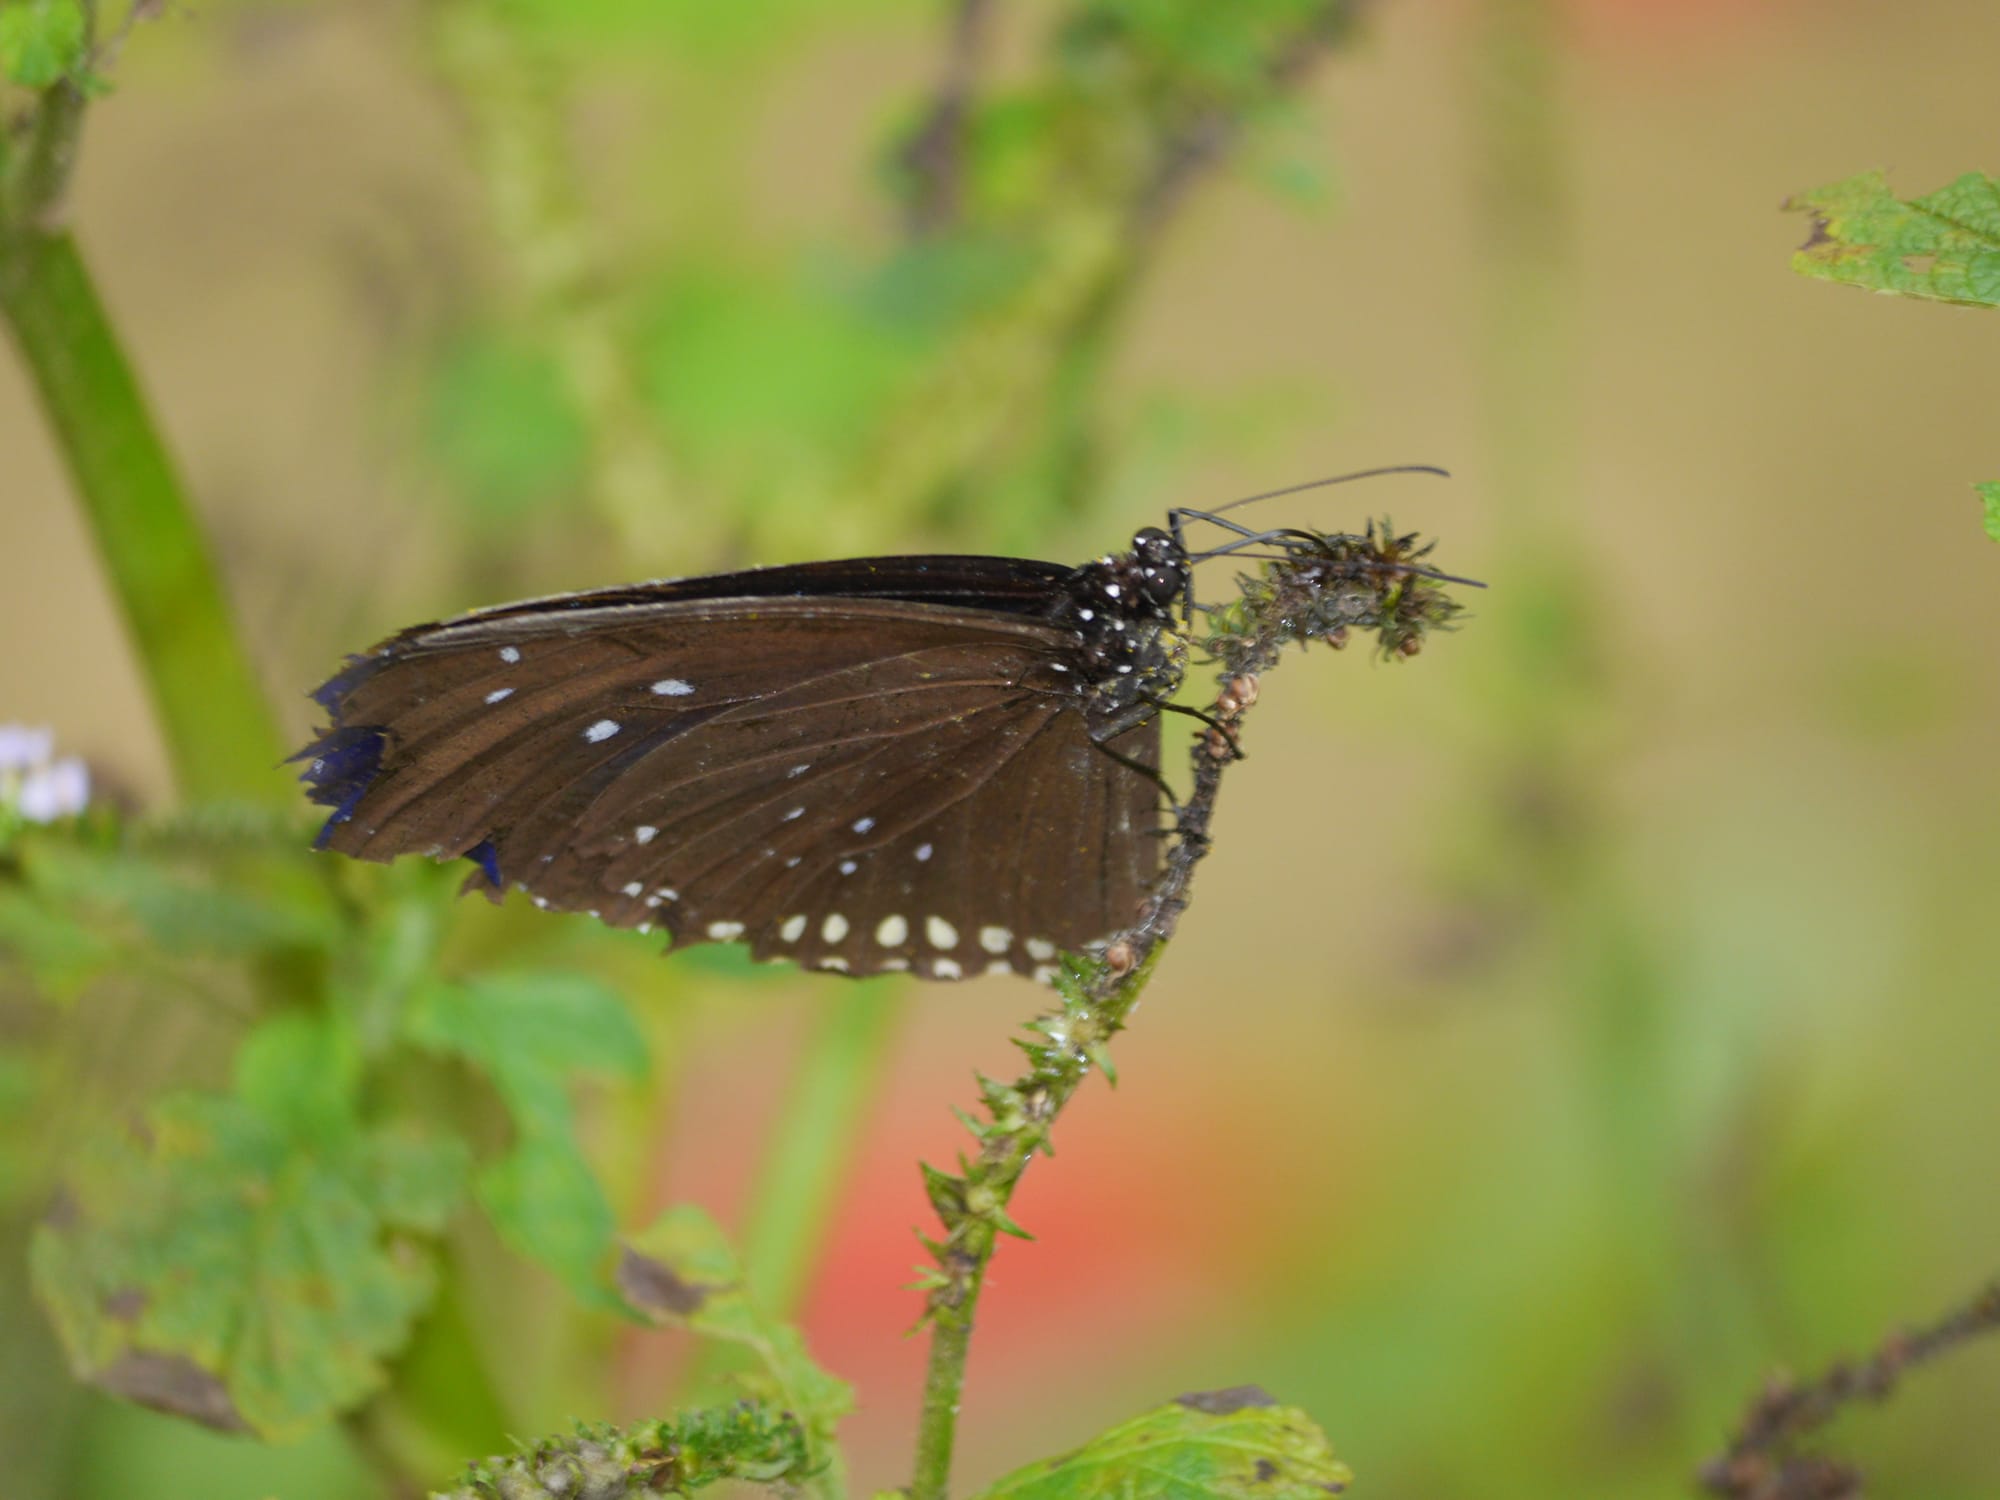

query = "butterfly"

[{"left": 296, "top": 528, "right": 1197, "bottom": 983}]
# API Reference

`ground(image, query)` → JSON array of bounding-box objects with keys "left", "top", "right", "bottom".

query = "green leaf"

[
  {"left": 435, "top": 1407, "right": 816, "bottom": 1500},
  {"left": 619, "top": 1206, "right": 853, "bottom": 1465},
  {"left": 404, "top": 973, "right": 645, "bottom": 1308},
  {"left": 1786, "top": 170, "right": 2000, "bottom": 307},
  {"left": 425, "top": 334, "right": 587, "bottom": 517},
  {"left": 975, "top": 1389, "right": 1353, "bottom": 1500},
  {"left": 31, "top": 1089, "right": 468, "bottom": 1439},
  {"left": 0, "top": 0, "right": 86, "bottom": 89},
  {"left": 1977, "top": 481, "right": 2000, "bottom": 542}
]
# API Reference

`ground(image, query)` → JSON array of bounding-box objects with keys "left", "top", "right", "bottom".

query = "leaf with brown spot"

[
  {"left": 621, "top": 1205, "right": 852, "bottom": 1480},
  {"left": 1784, "top": 170, "right": 2000, "bottom": 307},
  {"left": 30, "top": 1018, "right": 468, "bottom": 1440},
  {"left": 975, "top": 1393, "right": 1351, "bottom": 1500}
]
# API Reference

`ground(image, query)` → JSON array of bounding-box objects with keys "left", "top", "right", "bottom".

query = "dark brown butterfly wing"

[{"left": 301, "top": 590, "right": 1160, "bottom": 979}]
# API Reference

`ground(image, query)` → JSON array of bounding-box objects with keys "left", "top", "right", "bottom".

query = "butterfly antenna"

[{"left": 1197, "top": 464, "right": 1451, "bottom": 520}]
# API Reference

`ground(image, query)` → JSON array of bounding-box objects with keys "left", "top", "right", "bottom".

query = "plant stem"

[
  {"left": 0, "top": 81, "right": 285, "bottom": 804},
  {"left": 907, "top": 530, "right": 1467, "bottom": 1500},
  {"left": 740, "top": 983, "right": 908, "bottom": 1321}
]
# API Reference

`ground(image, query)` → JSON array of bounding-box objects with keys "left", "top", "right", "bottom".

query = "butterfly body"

[{"left": 299, "top": 530, "right": 1190, "bottom": 981}]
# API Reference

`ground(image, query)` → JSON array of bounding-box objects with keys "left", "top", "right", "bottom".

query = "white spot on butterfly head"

[
  {"left": 584, "top": 719, "right": 621, "bottom": 742},
  {"left": 650, "top": 678, "right": 695, "bottom": 696},
  {"left": 783, "top": 806, "right": 805, "bottom": 822},
  {"left": 499, "top": 646, "right": 521, "bottom": 663},
  {"left": 707, "top": 920, "right": 744, "bottom": 941},
  {"left": 822, "top": 913, "right": 850, "bottom": 944},
  {"left": 1026, "top": 937, "right": 1056, "bottom": 962},
  {"left": 979, "top": 925, "right": 1012, "bottom": 955},
  {"left": 485, "top": 687, "right": 514, "bottom": 704},
  {"left": 621, "top": 881, "right": 643, "bottom": 897},
  {"left": 780, "top": 914, "right": 807, "bottom": 943},
  {"left": 926, "top": 916, "right": 958, "bottom": 950},
  {"left": 634, "top": 825, "right": 658, "bottom": 844},
  {"left": 932, "top": 958, "right": 964, "bottom": 980},
  {"left": 851, "top": 816, "right": 875, "bottom": 835},
  {"left": 915, "top": 843, "right": 933, "bottom": 862},
  {"left": 875, "top": 914, "right": 908, "bottom": 947},
  {"left": 839, "top": 859, "right": 858, "bottom": 876}
]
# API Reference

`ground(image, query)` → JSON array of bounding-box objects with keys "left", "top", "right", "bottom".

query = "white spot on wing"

[
  {"left": 926, "top": 916, "right": 958, "bottom": 949},
  {"left": 779, "top": 914, "right": 807, "bottom": 943},
  {"left": 499, "top": 646, "right": 521, "bottom": 663},
  {"left": 584, "top": 719, "right": 621, "bottom": 742},
  {"left": 852, "top": 816, "right": 875, "bottom": 834},
  {"left": 915, "top": 843, "right": 933, "bottom": 862},
  {"left": 881, "top": 957, "right": 910, "bottom": 972},
  {"left": 985, "top": 960, "right": 1012, "bottom": 976},
  {"left": 783, "top": 806, "right": 805, "bottom": 822},
  {"left": 634, "top": 825, "right": 658, "bottom": 844},
  {"left": 707, "top": 920, "right": 744, "bottom": 941},
  {"left": 789, "top": 763, "right": 811, "bottom": 778},
  {"left": 839, "top": 859, "right": 858, "bottom": 876},
  {"left": 932, "top": 958, "right": 964, "bottom": 980},
  {"left": 622, "top": 881, "right": 643, "bottom": 897},
  {"left": 819, "top": 957, "right": 850, "bottom": 972},
  {"left": 875, "top": 914, "right": 908, "bottom": 946},
  {"left": 1026, "top": 937, "right": 1056, "bottom": 961},
  {"left": 650, "top": 678, "right": 695, "bottom": 696},
  {"left": 979, "top": 925, "right": 1012, "bottom": 955},
  {"left": 1033, "top": 964, "right": 1060, "bottom": 985},
  {"left": 822, "top": 913, "right": 850, "bottom": 944},
  {"left": 485, "top": 687, "right": 513, "bottom": 704}
]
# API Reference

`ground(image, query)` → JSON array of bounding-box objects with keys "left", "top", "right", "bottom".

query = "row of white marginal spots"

[{"left": 491, "top": 646, "right": 1064, "bottom": 981}]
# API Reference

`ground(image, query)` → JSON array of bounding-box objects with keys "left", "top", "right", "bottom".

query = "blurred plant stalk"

[{"left": 0, "top": 47, "right": 286, "bottom": 804}]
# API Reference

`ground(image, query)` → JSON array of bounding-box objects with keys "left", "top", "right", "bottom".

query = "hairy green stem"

[
  {"left": 740, "top": 983, "right": 907, "bottom": 1321},
  {"left": 0, "top": 80, "right": 285, "bottom": 803}
]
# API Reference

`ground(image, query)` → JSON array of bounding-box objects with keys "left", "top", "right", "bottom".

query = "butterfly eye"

[{"left": 1129, "top": 529, "right": 1187, "bottom": 605}]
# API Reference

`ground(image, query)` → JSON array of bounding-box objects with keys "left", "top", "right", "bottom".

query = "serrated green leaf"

[
  {"left": 975, "top": 1390, "right": 1352, "bottom": 1500},
  {"left": 477, "top": 1132, "right": 622, "bottom": 1315},
  {"left": 1977, "top": 481, "right": 2000, "bottom": 542},
  {"left": 1786, "top": 170, "right": 2000, "bottom": 307},
  {"left": 619, "top": 1205, "right": 853, "bottom": 1468},
  {"left": 233, "top": 1010, "right": 361, "bottom": 1140},
  {"left": 19, "top": 839, "right": 339, "bottom": 958},
  {"left": 404, "top": 973, "right": 645, "bottom": 1307},
  {"left": 31, "top": 1092, "right": 468, "bottom": 1440},
  {"left": 0, "top": 1, "right": 86, "bottom": 89}
]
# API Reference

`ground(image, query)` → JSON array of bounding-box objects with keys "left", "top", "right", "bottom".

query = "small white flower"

[{"left": 0, "top": 724, "right": 91, "bottom": 823}]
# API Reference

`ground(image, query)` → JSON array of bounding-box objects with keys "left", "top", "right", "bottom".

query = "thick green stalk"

[
  {"left": 1, "top": 84, "right": 285, "bottom": 803},
  {"left": 739, "top": 983, "right": 908, "bottom": 1321}
]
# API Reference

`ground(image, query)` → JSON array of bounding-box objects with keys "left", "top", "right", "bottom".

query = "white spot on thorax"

[
  {"left": 634, "top": 825, "right": 658, "bottom": 844},
  {"left": 485, "top": 687, "right": 513, "bottom": 704},
  {"left": 707, "top": 920, "right": 744, "bottom": 941},
  {"left": 1025, "top": 937, "right": 1056, "bottom": 961},
  {"left": 650, "top": 678, "right": 695, "bottom": 696},
  {"left": 1105, "top": 583, "right": 1121, "bottom": 597},
  {"left": 821, "top": 913, "right": 849, "bottom": 943},
  {"left": 779, "top": 914, "right": 807, "bottom": 943},
  {"left": 584, "top": 719, "right": 621, "bottom": 742},
  {"left": 499, "top": 646, "right": 521, "bottom": 663},
  {"left": 926, "top": 916, "right": 958, "bottom": 949},
  {"left": 978, "top": 925, "right": 1012, "bottom": 955},
  {"left": 875, "top": 914, "right": 907, "bottom": 947},
  {"left": 1078, "top": 608, "right": 1094, "bottom": 621}
]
